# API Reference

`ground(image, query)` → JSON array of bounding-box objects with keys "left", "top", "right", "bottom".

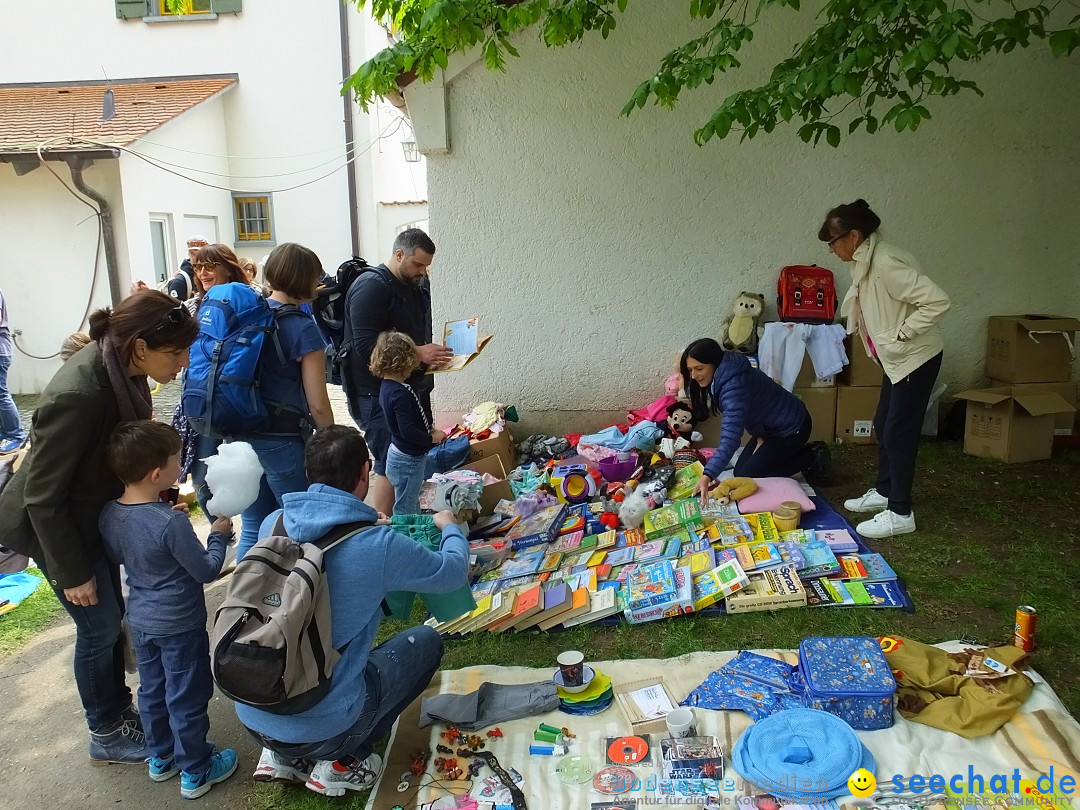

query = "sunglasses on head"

[{"left": 141, "top": 305, "right": 189, "bottom": 340}]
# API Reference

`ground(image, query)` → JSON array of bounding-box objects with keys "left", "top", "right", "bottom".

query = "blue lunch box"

[{"left": 797, "top": 636, "right": 897, "bottom": 730}]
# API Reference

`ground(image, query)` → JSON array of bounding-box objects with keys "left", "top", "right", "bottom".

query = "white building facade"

[{"left": 0, "top": 0, "right": 426, "bottom": 393}]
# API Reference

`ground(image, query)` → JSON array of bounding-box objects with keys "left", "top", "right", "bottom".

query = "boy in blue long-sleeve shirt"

[
  {"left": 235, "top": 424, "right": 469, "bottom": 799},
  {"left": 99, "top": 421, "right": 237, "bottom": 799}
]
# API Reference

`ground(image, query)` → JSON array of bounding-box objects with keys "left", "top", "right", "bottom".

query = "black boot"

[{"left": 805, "top": 441, "right": 833, "bottom": 486}]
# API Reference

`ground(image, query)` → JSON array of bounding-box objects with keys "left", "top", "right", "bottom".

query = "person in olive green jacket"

[{"left": 0, "top": 291, "right": 199, "bottom": 764}]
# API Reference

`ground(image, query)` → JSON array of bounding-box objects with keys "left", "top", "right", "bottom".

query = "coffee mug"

[
  {"left": 557, "top": 650, "right": 585, "bottom": 687},
  {"left": 666, "top": 706, "right": 697, "bottom": 738}
]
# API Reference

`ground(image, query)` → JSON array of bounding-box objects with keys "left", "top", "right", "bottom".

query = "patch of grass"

[
  {"left": 0, "top": 568, "right": 63, "bottom": 655},
  {"left": 245, "top": 441, "right": 1080, "bottom": 810}
]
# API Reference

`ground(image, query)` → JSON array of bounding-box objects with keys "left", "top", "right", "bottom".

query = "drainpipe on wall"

[
  {"left": 67, "top": 156, "right": 122, "bottom": 307},
  {"left": 338, "top": 0, "right": 362, "bottom": 258}
]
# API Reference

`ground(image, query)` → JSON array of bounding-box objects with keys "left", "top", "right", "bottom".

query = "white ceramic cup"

[{"left": 666, "top": 707, "right": 697, "bottom": 738}]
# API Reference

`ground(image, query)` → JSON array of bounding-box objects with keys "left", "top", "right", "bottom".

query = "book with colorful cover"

[
  {"left": 776, "top": 540, "right": 807, "bottom": 570},
  {"left": 684, "top": 536, "right": 712, "bottom": 555},
  {"left": 627, "top": 560, "right": 677, "bottom": 611},
  {"left": 725, "top": 564, "right": 807, "bottom": 614},
  {"left": 615, "top": 563, "right": 639, "bottom": 584},
  {"left": 714, "top": 544, "right": 756, "bottom": 570},
  {"left": 504, "top": 502, "right": 569, "bottom": 550},
  {"left": 495, "top": 574, "right": 538, "bottom": 592},
  {"left": 660, "top": 536, "right": 684, "bottom": 560},
  {"left": 634, "top": 540, "right": 667, "bottom": 562},
  {"left": 471, "top": 579, "right": 498, "bottom": 599},
  {"left": 475, "top": 589, "right": 520, "bottom": 631},
  {"left": 862, "top": 580, "right": 906, "bottom": 607},
  {"left": 492, "top": 583, "right": 544, "bottom": 631},
  {"left": 537, "top": 552, "right": 564, "bottom": 573},
  {"left": 805, "top": 578, "right": 841, "bottom": 607},
  {"left": 815, "top": 528, "right": 859, "bottom": 553},
  {"left": 563, "top": 587, "right": 619, "bottom": 628},
  {"left": 838, "top": 555, "right": 869, "bottom": 580},
  {"left": 587, "top": 550, "right": 608, "bottom": 567},
  {"left": 692, "top": 559, "right": 750, "bottom": 610},
  {"left": 625, "top": 565, "right": 696, "bottom": 624},
  {"left": 779, "top": 528, "right": 816, "bottom": 544},
  {"left": 596, "top": 530, "right": 618, "bottom": 550},
  {"left": 750, "top": 543, "right": 784, "bottom": 569},
  {"left": 709, "top": 517, "right": 755, "bottom": 546},
  {"left": 551, "top": 530, "right": 584, "bottom": 554},
  {"left": 497, "top": 550, "right": 545, "bottom": 579},
  {"left": 562, "top": 568, "right": 598, "bottom": 592},
  {"left": 594, "top": 563, "right": 612, "bottom": 580},
  {"left": 680, "top": 549, "right": 715, "bottom": 576},
  {"left": 605, "top": 547, "right": 636, "bottom": 567},
  {"left": 578, "top": 533, "right": 599, "bottom": 550},
  {"left": 821, "top": 578, "right": 855, "bottom": 606},
  {"left": 518, "top": 582, "right": 572, "bottom": 631},
  {"left": 622, "top": 528, "right": 648, "bottom": 546},
  {"left": 859, "top": 553, "right": 897, "bottom": 582},
  {"left": 643, "top": 499, "right": 704, "bottom": 540},
  {"left": 564, "top": 550, "right": 594, "bottom": 568},
  {"left": 797, "top": 541, "right": 840, "bottom": 579},
  {"left": 843, "top": 581, "right": 876, "bottom": 606},
  {"left": 558, "top": 514, "right": 586, "bottom": 535},
  {"left": 743, "top": 512, "right": 781, "bottom": 544}
]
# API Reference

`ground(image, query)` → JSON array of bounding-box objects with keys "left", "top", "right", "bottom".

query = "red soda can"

[{"left": 1014, "top": 605, "right": 1036, "bottom": 651}]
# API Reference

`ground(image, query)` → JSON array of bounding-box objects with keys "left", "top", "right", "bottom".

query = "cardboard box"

[
  {"left": 794, "top": 387, "right": 837, "bottom": 443},
  {"left": 985, "top": 315, "right": 1080, "bottom": 383},
  {"left": 793, "top": 354, "right": 837, "bottom": 388},
  {"left": 835, "top": 386, "right": 881, "bottom": 444},
  {"left": 612, "top": 676, "right": 682, "bottom": 736},
  {"left": 459, "top": 455, "right": 514, "bottom": 515},
  {"left": 725, "top": 564, "right": 807, "bottom": 614},
  {"left": 989, "top": 379, "right": 1077, "bottom": 435},
  {"left": 838, "top": 335, "right": 884, "bottom": 387},
  {"left": 954, "top": 387, "right": 1075, "bottom": 463},
  {"left": 465, "top": 429, "right": 516, "bottom": 472}
]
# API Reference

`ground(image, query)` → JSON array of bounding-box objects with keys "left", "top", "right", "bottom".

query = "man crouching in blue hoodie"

[{"left": 234, "top": 425, "right": 469, "bottom": 797}]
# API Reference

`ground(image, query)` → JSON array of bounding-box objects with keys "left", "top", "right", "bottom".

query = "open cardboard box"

[
  {"left": 612, "top": 676, "right": 681, "bottom": 736},
  {"left": 465, "top": 429, "right": 517, "bottom": 472},
  {"left": 954, "top": 386, "right": 1075, "bottom": 463},
  {"left": 458, "top": 454, "right": 514, "bottom": 516}
]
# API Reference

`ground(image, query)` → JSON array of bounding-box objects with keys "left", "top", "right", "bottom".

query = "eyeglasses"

[
  {"left": 827, "top": 231, "right": 850, "bottom": 248},
  {"left": 141, "top": 305, "right": 189, "bottom": 339},
  {"left": 193, "top": 261, "right": 220, "bottom": 272}
]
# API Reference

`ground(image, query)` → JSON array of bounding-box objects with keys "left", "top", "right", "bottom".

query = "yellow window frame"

[
  {"left": 234, "top": 196, "right": 272, "bottom": 242},
  {"left": 159, "top": 0, "right": 212, "bottom": 15}
]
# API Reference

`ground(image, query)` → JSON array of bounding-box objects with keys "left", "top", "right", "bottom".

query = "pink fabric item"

[
  {"left": 627, "top": 395, "right": 677, "bottom": 426},
  {"left": 736, "top": 477, "right": 816, "bottom": 515}
]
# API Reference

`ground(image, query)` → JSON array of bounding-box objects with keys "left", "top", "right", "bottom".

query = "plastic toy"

[{"left": 486, "top": 727, "right": 504, "bottom": 739}]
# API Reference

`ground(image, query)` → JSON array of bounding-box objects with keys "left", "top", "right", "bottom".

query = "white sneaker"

[
  {"left": 252, "top": 747, "right": 311, "bottom": 783},
  {"left": 856, "top": 510, "right": 916, "bottom": 539},
  {"left": 844, "top": 488, "right": 889, "bottom": 512},
  {"left": 305, "top": 753, "right": 383, "bottom": 796}
]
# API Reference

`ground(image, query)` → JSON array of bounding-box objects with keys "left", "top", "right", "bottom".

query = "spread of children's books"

[{"left": 426, "top": 496, "right": 905, "bottom": 637}]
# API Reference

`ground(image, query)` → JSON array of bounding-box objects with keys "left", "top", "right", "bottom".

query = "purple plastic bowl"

[{"left": 598, "top": 457, "right": 637, "bottom": 481}]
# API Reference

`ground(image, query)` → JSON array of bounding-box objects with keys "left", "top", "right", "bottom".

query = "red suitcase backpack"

[{"left": 777, "top": 265, "right": 837, "bottom": 324}]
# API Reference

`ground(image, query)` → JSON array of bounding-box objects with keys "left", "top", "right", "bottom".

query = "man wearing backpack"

[
  {"left": 341, "top": 229, "right": 453, "bottom": 514},
  {"left": 232, "top": 425, "right": 468, "bottom": 797}
]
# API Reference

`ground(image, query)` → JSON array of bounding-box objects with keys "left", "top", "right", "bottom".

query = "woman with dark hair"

[
  {"left": 819, "top": 199, "right": 950, "bottom": 538},
  {"left": 0, "top": 290, "right": 199, "bottom": 764},
  {"left": 683, "top": 338, "right": 829, "bottom": 503}
]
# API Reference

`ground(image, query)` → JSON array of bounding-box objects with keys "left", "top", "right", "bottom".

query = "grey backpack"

[{"left": 211, "top": 515, "right": 373, "bottom": 714}]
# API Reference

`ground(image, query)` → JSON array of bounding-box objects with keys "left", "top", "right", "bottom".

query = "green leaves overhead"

[{"left": 347, "top": 0, "right": 1078, "bottom": 145}]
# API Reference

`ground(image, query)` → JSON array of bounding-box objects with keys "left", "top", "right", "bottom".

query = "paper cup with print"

[
  {"left": 665, "top": 707, "right": 697, "bottom": 738},
  {"left": 557, "top": 650, "right": 585, "bottom": 687}
]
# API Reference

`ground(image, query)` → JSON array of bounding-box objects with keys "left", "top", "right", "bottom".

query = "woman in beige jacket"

[{"left": 819, "top": 200, "right": 950, "bottom": 539}]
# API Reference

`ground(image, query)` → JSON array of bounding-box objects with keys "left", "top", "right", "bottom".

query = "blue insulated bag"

[
  {"left": 182, "top": 283, "right": 276, "bottom": 438},
  {"left": 798, "top": 636, "right": 897, "bottom": 730}
]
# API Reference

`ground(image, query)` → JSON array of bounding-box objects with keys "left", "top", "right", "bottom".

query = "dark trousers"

[
  {"left": 45, "top": 555, "right": 132, "bottom": 733},
  {"left": 733, "top": 412, "right": 813, "bottom": 478},
  {"left": 131, "top": 627, "right": 214, "bottom": 775},
  {"left": 250, "top": 625, "right": 443, "bottom": 762},
  {"left": 874, "top": 352, "right": 943, "bottom": 516}
]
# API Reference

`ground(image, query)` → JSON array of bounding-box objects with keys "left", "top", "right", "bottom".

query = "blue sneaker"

[
  {"left": 149, "top": 755, "right": 180, "bottom": 782},
  {"left": 181, "top": 749, "right": 238, "bottom": 799},
  {"left": 0, "top": 437, "right": 26, "bottom": 454}
]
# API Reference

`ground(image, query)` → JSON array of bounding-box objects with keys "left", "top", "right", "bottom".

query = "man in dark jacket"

[
  {"left": 164, "top": 234, "right": 206, "bottom": 302},
  {"left": 341, "top": 229, "right": 451, "bottom": 514}
]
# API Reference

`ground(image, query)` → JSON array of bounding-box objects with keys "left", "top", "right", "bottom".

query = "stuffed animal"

[
  {"left": 721, "top": 292, "right": 765, "bottom": 354},
  {"left": 710, "top": 477, "right": 759, "bottom": 505},
  {"left": 619, "top": 483, "right": 667, "bottom": 529},
  {"left": 655, "top": 401, "right": 703, "bottom": 443}
]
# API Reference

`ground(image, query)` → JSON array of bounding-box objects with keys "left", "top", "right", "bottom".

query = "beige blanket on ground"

[{"left": 367, "top": 644, "right": 1080, "bottom": 810}]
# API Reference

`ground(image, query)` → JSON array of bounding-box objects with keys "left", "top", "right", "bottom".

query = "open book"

[{"left": 429, "top": 316, "right": 493, "bottom": 373}]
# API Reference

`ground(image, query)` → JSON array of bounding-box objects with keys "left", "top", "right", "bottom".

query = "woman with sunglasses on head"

[
  {"left": 820, "top": 199, "right": 951, "bottom": 539},
  {"left": 0, "top": 291, "right": 199, "bottom": 764}
]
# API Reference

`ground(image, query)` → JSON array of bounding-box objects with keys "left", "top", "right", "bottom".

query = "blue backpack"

[{"left": 182, "top": 283, "right": 300, "bottom": 438}]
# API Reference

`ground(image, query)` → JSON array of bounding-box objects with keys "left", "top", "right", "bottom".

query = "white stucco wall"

[
  {"left": 0, "top": 159, "right": 123, "bottom": 393},
  {"left": 419, "top": 0, "right": 1080, "bottom": 429}
]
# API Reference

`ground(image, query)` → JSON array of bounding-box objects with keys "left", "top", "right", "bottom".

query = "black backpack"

[{"left": 312, "top": 257, "right": 371, "bottom": 385}]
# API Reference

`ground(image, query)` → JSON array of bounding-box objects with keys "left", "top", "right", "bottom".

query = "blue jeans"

[
  {"left": 189, "top": 434, "right": 222, "bottom": 515},
  {"left": 45, "top": 556, "right": 132, "bottom": 733},
  {"left": 130, "top": 627, "right": 214, "bottom": 775},
  {"left": 251, "top": 625, "right": 443, "bottom": 762},
  {"left": 0, "top": 355, "right": 26, "bottom": 444},
  {"left": 240, "top": 436, "right": 309, "bottom": 549},
  {"left": 385, "top": 444, "right": 427, "bottom": 516}
]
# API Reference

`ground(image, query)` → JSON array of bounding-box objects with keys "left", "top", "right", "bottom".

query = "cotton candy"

[{"left": 203, "top": 441, "right": 264, "bottom": 518}]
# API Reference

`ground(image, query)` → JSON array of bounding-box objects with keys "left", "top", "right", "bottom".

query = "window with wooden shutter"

[{"left": 233, "top": 195, "right": 275, "bottom": 244}]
